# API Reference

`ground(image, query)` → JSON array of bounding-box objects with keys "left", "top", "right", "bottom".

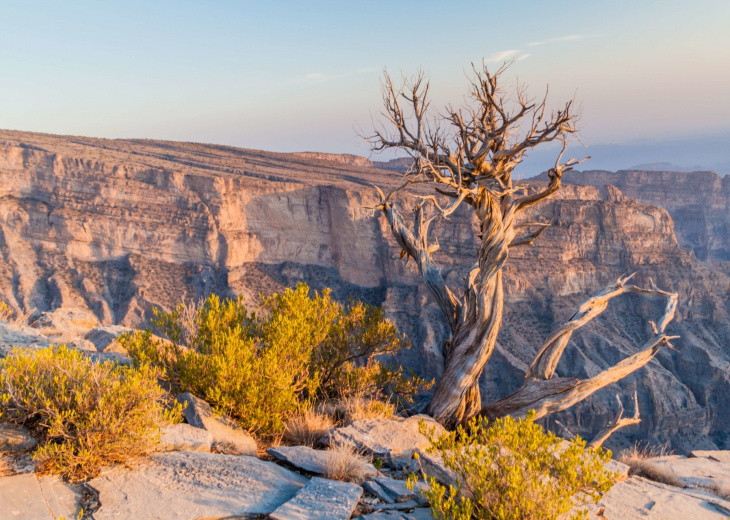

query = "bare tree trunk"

[
  {"left": 588, "top": 393, "right": 641, "bottom": 449},
  {"left": 368, "top": 62, "right": 680, "bottom": 430}
]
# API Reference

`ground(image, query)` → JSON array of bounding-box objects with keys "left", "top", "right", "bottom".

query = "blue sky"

[{"left": 1, "top": 0, "right": 729, "bottom": 169}]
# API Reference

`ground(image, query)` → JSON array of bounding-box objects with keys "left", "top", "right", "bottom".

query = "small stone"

[
  {"left": 374, "top": 476, "right": 428, "bottom": 505},
  {"left": 267, "top": 445, "right": 376, "bottom": 478},
  {"left": 371, "top": 500, "right": 422, "bottom": 511},
  {"left": 354, "top": 508, "right": 433, "bottom": 520},
  {"left": 157, "top": 423, "right": 212, "bottom": 452},
  {"left": 177, "top": 392, "right": 257, "bottom": 455},
  {"left": 0, "top": 423, "right": 37, "bottom": 451},
  {"left": 270, "top": 476, "right": 363, "bottom": 520},
  {"left": 363, "top": 480, "right": 395, "bottom": 503}
]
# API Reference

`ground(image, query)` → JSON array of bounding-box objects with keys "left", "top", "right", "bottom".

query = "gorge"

[{"left": 0, "top": 129, "right": 728, "bottom": 453}]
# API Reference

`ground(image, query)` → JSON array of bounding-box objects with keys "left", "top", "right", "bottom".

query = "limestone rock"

[
  {"left": 363, "top": 480, "right": 396, "bottom": 503},
  {"left": 267, "top": 445, "right": 377, "bottom": 478},
  {"left": 597, "top": 476, "right": 730, "bottom": 519},
  {"left": 37, "top": 475, "right": 83, "bottom": 520},
  {"left": 270, "top": 476, "right": 363, "bottom": 520},
  {"left": 0, "top": 423, "right": 36, "bottom": 451},
  {"left": 177, "top": 392, "right": 257, "bottom": 455},
  {"left": 690, "top": 450, "right": 730, "bottom": 464},
  {"left": 321, "top": 415, "right": 445, "bottom": 467},
  {"left": 31, "top": 308, "right": 99, "bottom": 332},
  {"left": 84, "top": 325, "right": 134, "bottom": 354},
  {"left": 0, "top": 473, "right": 54, "bottom": 520},
  {"left": 157, "top": 423, "right": 212, "bottom": 453},
  {"left": 89, "top": 451, "right": 308, "bottom": 520},
  {"left": 355, "top": 509, "right": 433, "bottom": 520},
  {"left": 642, "top": 454, "right": 730, "bottom": 493},
  {"left": 0, "top": 322, "right": 51, "bottom": 358},
  {"left": 373, "top": 476, "right": 428, "bottom": 505}
]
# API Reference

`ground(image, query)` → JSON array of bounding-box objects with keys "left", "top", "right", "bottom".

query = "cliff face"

[
  {"left": 541, "top": 169, "right": 730, "bottom": 262},
  {"left": 1, "top": 130, "right": 729, "bottom": 452}
]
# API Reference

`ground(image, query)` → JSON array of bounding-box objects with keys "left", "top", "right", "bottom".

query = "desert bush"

[
  {"left": 411, "top": 412, "right": 616, "bottom": 520},
  {"left": 323, "top": 444, "right": 372, "bottom": 484},
  {"left": 283, "top": 409, "right": 334, "bottom": 446},
  {"left": 619, "top": 443, "right": 683, "bottom": 488},
  {"left": 0, "top": 345, "right": 179, "bottom": 481},
  {"left": 122, "top": 283, "right": 428, "bottom": 437}
]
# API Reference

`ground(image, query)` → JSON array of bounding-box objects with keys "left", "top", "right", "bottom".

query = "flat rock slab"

[
  {"left": 354, "top": 508, "right": 433, "bottom": 520},
  {"left": 177, "top": 392, "right": 257, "bottom": 456},
  {"left": 267, "top": 445, "right": 377, "bottom": 478},
  {"left": 0, "top": 423, "right": 36, "bottom": 451},
  {"left": 0, "top": 473, "right": 53, "bottom": 520},
  {"left": 157, "top": 423, "right": 212, "bottom": 453},
  {"left": 646, "top": 454, "right": 730, "bottom": 491},
  {"left": 89, "top": 451, "right": 308, "bottom": 520},
  {"left": 321, "top": 415, "right": 445, "bottom": 467},
  {"left": 374, "top": 477, "right": 428, "bottom": 505},
  {"left": 270, "top": 476, "right": 363, "bottom": 520},
  {"left": 0, "top": 473, "right": 81, "bottom": 520},
  {"left": 598, "top": 476, "right": 730, "bottom": 519},
  {"left": 690, "top": 450, "right": 730, "bottom": 464}
]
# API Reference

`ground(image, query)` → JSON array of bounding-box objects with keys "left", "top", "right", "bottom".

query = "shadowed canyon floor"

[{"left": 0, "top": 129, "right": 729, "bottom": 452}]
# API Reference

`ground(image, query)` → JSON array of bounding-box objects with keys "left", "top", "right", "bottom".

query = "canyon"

[{"left": 0, "top": 129, "right": 728, "bottom": 452}]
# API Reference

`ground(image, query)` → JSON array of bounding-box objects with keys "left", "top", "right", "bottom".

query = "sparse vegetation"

[
  {"left": 319, "top": 396, "right": 395, "bottom": 425},
  {"left": 619, "top": 443, "right": 684, "bottom": 488},
  {"left": 411, "top": 412, "right": 616, "bottom": 520},
  {"left": 323, "top": 444, "right": 372, "bottom": 484},
  {"left": 122, "top": 283, "right": 430, "bottom": 438},
  {"left": 0, "top": 301, "right": 34, "bottom": 327},
  {"left": 283, "top": 409, "right": 334, "bottom": 447},
  {"left": 0, "top": 345, "right": 180, "bottom": 481}
]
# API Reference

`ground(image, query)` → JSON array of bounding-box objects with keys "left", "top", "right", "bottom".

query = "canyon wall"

[
  {"left": 536, "top": 169, "right": 730, "bottom": 262},
  {"left": 1, "top": 130, "right": 728, "bottom": 452}
]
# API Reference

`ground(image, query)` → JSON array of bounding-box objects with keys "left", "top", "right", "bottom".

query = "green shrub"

[
  {"left": 0, "top": 345, "right": 180, "bottom": 481},
  {"left": 411, "top": 412, "right": 616, "bottom": 520},
  {"left": 122, "top": 283, "right": 430, "bottom": 438}
]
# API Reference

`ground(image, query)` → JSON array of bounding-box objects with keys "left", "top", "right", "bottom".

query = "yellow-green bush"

[
  {"left": 411, "top": 412, "right": 616, "bottom": 520},
  {"left": 122, "top": 283, "right": 429, "bottom": 437},
  {"left": 0, "top": 345, "right": 180, "bottom": 481}
]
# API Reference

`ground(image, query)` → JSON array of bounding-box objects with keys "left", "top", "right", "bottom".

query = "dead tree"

[{"left": 368, "top": 62, "right": 679, "bottom": 430}]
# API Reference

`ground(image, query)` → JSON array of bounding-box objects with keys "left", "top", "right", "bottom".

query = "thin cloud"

[
  {"left": 517, "top": 53, "right": 531, "bottom": 61},
  {"left": 528, "top": 34, "right": 594, "bottom": 47},
  {"left": 485, "top": 49, "right": 520, "bottom": 63}
]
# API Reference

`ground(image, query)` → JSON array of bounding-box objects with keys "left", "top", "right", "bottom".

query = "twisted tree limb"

[
  {"left": 589, "top": 392, "right": 641, "bottom": 449},
  {"left": 481, "top": 278, "right": 678, "bottom": 421}
]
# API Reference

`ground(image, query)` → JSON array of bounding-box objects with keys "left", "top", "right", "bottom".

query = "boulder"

[
  {"left": 0, "top": 423, "right": 36, "bottom": 451},
  {"left": 321, "top": 415, "right": 445, "bottom": 467},
  {"left": 0, "top": 322, "right": 51, "bottom": 358},
  {"left": 31, "top": 308, "right": 99, "bottom": 332},
  {"left": 84, "top": 325, "right": 134, "bottom": 354},
  {"left": 267, "top": 445, "right": 377, "bottom": 478},
  {"left": 157, "top": 423, "right": 212, "bottom": 453},
  {"left": 270, "top": 476, "right": 363, "bottom": 520},
  {"left": 177, "top": 392, "right": 257, "bottom": 455},
  {"left": 89, "top": 451, "right": 308, "bottom": 520}
]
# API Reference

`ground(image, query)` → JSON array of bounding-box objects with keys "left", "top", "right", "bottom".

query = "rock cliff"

[
  {"left": 0, "top": 129, "right": 728, "bottom": 452},
  {"left": 534, "top": 169, "right": 730, "bottom": 262}
]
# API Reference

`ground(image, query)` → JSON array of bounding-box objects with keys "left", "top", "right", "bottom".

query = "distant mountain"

[{"left": 516, "top": 133, "right": 730, "bottom": 178}]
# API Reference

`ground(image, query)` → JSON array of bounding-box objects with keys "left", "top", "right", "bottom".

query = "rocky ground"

[{"left": 2, "top": 313, "right": 730, "bottom": 519}]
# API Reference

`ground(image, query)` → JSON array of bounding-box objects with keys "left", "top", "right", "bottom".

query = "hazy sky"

[{"left": 2, "top": 0, "right": 729, "bottom": 164}]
